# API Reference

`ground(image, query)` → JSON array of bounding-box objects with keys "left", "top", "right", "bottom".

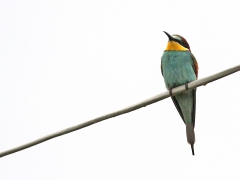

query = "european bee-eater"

[{"left": 161, "top": 31, "right": 198, "bottom": 155}]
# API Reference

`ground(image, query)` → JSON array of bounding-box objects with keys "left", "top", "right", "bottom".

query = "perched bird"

[{"left": 161, "top": 31, "right": 198, "bottom": 155}]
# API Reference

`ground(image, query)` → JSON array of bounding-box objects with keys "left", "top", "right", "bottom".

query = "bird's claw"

[
  {"left": 169, "top": 89, "right": 173, "bottom": 97},
  {"left": 185, "top": 83, "right": 188, "bottom": 90}
]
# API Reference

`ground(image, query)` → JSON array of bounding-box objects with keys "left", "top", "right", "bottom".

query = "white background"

[{"left": 1, "top": 1, "right": 240, "bottom": 179}]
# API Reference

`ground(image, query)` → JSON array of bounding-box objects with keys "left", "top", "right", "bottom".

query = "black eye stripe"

[
  {"left": 173, "top": 39, "right": 182, "bottom": 44},
  {"left": 173, "top": 38, "right": 189, "bottom": 49}
]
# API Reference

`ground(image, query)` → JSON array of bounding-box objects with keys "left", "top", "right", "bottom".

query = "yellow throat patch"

[{"left": 165, "top": 41, "right": 189, "bottom": 51}]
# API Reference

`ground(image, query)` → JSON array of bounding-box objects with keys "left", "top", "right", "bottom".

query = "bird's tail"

[{"left": 186, "top": 123, "right": 195, "bottom": 155}]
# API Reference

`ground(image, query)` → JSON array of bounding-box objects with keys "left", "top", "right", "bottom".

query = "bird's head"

[{"left": 163, "top": 31, "right": 191, "bottom": 52}]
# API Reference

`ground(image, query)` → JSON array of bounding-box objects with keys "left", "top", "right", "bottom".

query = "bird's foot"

[
  {"left": 185, "top": 83, "right": 188, "bottom": 90},
  {"left": 169, "top": 89, "right": 173, "bottom": 97}
]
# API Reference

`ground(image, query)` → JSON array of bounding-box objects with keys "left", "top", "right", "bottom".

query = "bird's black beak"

[{"left": 163, "top": 31, "right": 174, "bottom": 41}]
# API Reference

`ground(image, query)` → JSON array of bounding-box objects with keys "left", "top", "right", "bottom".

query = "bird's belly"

[{"left": 161, "top": 51, "right": 196, "bottom": 89}]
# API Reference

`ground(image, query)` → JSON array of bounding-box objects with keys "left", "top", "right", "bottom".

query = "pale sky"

[{"left": 1, "top": 1, "right": 240, "bottom": 179}]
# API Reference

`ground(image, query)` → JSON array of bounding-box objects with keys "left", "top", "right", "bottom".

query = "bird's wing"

[
  {"left": 192, "top": 88, "right": 196, "bottom": 127},
  {"left": 190, "top": 53, "right": 198, "bottom": 127},
  {"left": 191, "top": 53, "right": 198, "bottom": 78},
  {"left": 161, "top": 61, "right": 163, "bottom": 76}
]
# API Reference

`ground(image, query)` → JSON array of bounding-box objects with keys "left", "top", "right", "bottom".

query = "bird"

[{"left": 161, "top": 31, "right": 198, "bottom": 155}]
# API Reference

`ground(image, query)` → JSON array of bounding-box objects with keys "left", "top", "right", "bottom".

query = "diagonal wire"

[{"left": 0, "top": 65, "right": 239, "bottom": 158}]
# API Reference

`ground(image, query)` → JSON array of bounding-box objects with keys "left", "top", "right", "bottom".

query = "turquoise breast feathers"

[{"left": 161, "top": 51, "right": 196, "bottom": 89}]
